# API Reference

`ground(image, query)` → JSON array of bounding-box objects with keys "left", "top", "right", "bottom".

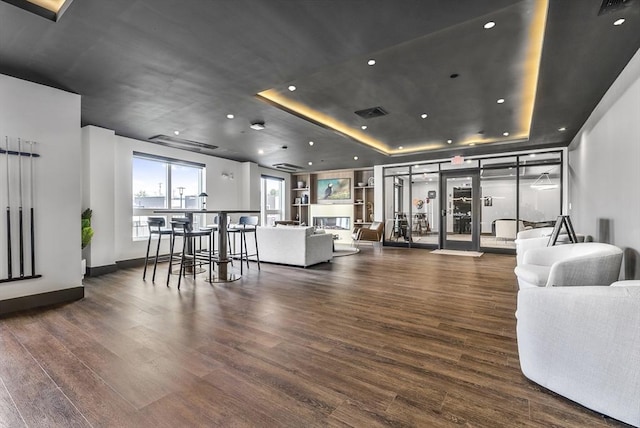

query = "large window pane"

[
  {"left": 132, "top": 154, "right": 204, "bottom": 239},
  {"left": 261, "top": 176, "right": 284, "bottom": 226},
  {"left": 171, "top": 164, "right": 201, "bottom": 209},
  {"left": 132, "top": 157, "right": 167, "bottom": 209}
]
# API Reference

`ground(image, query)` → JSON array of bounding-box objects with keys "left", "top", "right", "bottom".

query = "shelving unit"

[
  {"left": 289, "top": 169, "right": 375, "bottom": 231},
  {"left": 291, "top": 173, "right": 311, "bottom": 225},
  {"left": 353, "top": 169, "right": 374, "bottom": 229}
]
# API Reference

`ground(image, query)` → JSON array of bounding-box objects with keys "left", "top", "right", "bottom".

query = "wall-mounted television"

[{"left": 317, "top": 178, "right": 351, "bottom": 202}]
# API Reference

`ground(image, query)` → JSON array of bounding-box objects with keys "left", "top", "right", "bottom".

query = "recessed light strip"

[
  {"left": 6, "top": 0, "right": 75, "bottom": 21},
  {"left": 256, "top": 90, "right": 389, "bottom": 154},
  {"left": 520, "top": 0, "right": 549, "bottom": 136}
]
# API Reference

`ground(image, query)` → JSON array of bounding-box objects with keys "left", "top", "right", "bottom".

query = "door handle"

[{"left": 441, "top": 210, "right": 446, "bottom": 217}]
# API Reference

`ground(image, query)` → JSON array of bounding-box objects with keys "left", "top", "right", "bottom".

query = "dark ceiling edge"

[{"left": 255, "top": 93, "right": 389, "bottom": 156}]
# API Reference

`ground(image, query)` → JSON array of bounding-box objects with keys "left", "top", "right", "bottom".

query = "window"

[
  {"left": 132, "top": 153, "right": 204, "bottom": 239},
  {"left": 260, "top": 176, "right": 285, "bottom": 226}
]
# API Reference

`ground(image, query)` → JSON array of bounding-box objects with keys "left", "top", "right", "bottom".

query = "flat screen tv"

[{"left": 317, "top": 178, "right": 351, "bottom": 202}]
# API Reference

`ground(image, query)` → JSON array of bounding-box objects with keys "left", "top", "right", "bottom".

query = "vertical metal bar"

[
  {"left": 29, "top": 141, "right": 36, "bottom": 276},
  {"left": 18, "top": 138, "right": 24, "bottom": 277},
  {"left": 5, "top": 136, "right": 12, "bottom": 279}
]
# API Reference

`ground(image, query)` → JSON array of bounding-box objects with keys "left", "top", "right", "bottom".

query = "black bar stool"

[
  {"left": 166, "top": 217, "right": 213, "bottom": 289},
  {"left": 143, "top": 217, "right": 172, "bottom": 282},
  {"left": 227, "top": 216, "right": 260, "bottom": 274}
]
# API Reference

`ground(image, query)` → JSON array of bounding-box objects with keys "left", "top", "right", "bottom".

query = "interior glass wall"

[
  {"left": 383, "top": 167, "right": 411, "bottom": 244},
  {"left": 410, "top": 165, "right": 439, "bottom": 246},
  {"left": 382, "top": 150, "right": 563, "bottom": 252},
  {"left": 480, "top": 157, "right": 517, "bottom": 249}
]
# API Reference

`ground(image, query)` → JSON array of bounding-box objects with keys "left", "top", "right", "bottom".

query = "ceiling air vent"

[
  {"left": 598, "top": 0, "right": 633, "bottom": 15},
  {"left": 354, "top": 106, "right": 388, "bottom": 119},
  {"left": 148, "top": 135, "right": 218, "bottom": 156},
  {"left": 272, "top": 163, "right": 303, "bottom": 172}
]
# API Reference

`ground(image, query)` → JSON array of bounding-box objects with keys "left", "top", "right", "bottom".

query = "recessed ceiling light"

[
  {"left": 258, "top": 149, "right": 264, "bottom": 154},
  {"left": 503, "top": 132, "right": 510, "bottom": 136},
  {"left": 530, "top": 154, "right": 536, "bottom": 157},
  {"left": 398, "top": 146, "right": 404, "bottom": 150},
  {"left": 226, "top": 114, "right": 234, "bottom": 119},
  {"left": 353, "top": 156, "right": 359, "bottom": 160},
  {"left": 308, "top": 141, "right": 314, "bottom": 146},
  {"left": 447, "top": 139, "right": 453, "bottom": 144},
  {"left": 421, "top": 113, "right": 428, "bottom": 119},
  {"left": 497, "top": 98, "right": 505, "bottom": 104},
  {"left": 174, "top": 130, "right": 180, "bottom": 136},
  {"left": 308, "top": 161, "right": 313, "bottom": 166},
  {"left": 484, "top": 21, "right": 496, "bottom": 29},
  {"left": 288, "top": 85, "right": 297, "bottom": 91},
  {"left": 469, "top": 143, "right": 476, "bottom": 146},
  {"left": 367, "top": 59, "right": 376, "bottom": 66},
  {"left": 614, "top": 18, "right": 625, "bottom": 26},
  {"left": 361, "top": 125, "right": 367, "bottom": 130},
  {"left": 558, "top": 127, "right": 567, "bottom": 131}
]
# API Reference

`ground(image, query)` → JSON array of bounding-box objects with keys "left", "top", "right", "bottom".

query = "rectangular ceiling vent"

[
  {"left": 598, "top": 0, "right": 633, "bottom": 15},
  {"left": 272, "top": 163, "right": 303, "bottom": 172},
  {"left": 148, "top": 135, "right": 218, "bottom": 155},
  {"left": 354, "top": 106, "right": 388, "bottom": 119}
]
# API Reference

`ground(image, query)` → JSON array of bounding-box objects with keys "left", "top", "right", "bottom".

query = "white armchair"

[
  {"left": 514, "top": 227, "right": 587, "bottom": 265},
  {"left": 514, "top": 242, "right": 623, "bottom": 289},
  {"left": 495, "top": 219, "right": 529, "bottom": 241},
  {"left": 516, "top": 282, "right": 640, "bottom": 427},
  {"left": 514, "top": 227, "right": 555, "bottom": 265}
]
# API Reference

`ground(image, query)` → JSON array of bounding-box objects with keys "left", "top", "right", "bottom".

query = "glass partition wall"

[{"left": 382, "top": 150, "right": 563, "bottom": 252}]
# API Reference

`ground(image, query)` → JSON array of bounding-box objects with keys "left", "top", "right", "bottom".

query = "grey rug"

[{"left": 333, "top": 244, "right": 360, "bottom": 257}]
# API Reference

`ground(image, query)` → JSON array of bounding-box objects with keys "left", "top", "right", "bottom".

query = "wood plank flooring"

[{"left": 0, "top": 247, "right": 631, "bottom": 427}]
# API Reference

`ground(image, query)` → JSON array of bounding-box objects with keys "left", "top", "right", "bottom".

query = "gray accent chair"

[{"left": 514, "top": 242, "right": 623, "bottom": 289}]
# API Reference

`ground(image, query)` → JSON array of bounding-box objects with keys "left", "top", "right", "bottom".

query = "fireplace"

[{"left": 313, "top": 216, "right": 350, "bottom": 230}]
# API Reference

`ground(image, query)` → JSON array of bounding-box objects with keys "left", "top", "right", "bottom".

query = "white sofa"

[
  {"left": 514, "top": 242, "right": 623, "bottom": 289},
  {"left": 516, "top": 282, "right": 640, "bottom": 427},
  {"left": 251, "top": 226, "right": 333, "bottom": 267}
]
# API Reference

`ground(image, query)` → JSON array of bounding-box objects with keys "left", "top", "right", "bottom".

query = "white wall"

[
  {"left": 569, "top": 47, "right": 640, "bottom": 279},
  {"left": 82, "top": 126, "right": 268, "bottom": 265},
  {"left": 0, "top": 75, "right": 81, "bottom": 300}
]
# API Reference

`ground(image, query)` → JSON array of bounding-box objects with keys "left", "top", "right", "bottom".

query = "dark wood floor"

[{"left": 0, "top": 247, "right": 630, "bottom": 427}]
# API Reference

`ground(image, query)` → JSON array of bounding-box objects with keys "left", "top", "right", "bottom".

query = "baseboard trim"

[
  {"left": 0, "top": 286, "right": 84, "bottom": 317},
  {"left": 86, "top": 264, "right": 118, "bottom": 277},
  {"left": 116, "top": 257, "right": 147, "bottom": 269}
]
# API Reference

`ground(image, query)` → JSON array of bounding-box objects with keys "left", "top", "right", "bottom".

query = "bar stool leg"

[
  {"left": 253, "top": 232, "right": 260, "bottom": 270},
  {"left": 178, "top": 235, "right": 187, "bottom": 290},
  {"left": 167, "top": 233, "right": 175, "bottom": 286},
  {"left": 242, "top": 231, "right": 250, "bottom": 271},
  {"left": 143, "top": 233, "right": 153, "bottom": 280},
  {"left": 152, "top": 232, "right": 162, "bottom": 282}
]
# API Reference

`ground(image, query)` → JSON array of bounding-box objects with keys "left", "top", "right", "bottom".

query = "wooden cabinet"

[
  {"left": 291, "top": 173, "right": 311, "bottom": 225},
  {"left": 353, "top": 169, "right": 374, "bottom": 228}
]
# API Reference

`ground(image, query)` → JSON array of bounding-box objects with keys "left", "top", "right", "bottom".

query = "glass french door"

[{"left": 440, "top": 171, "right": 480, "bottom": 251}]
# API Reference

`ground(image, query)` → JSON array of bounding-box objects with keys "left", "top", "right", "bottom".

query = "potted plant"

[{"left": 81, "top": 208, "right": 93, "bottom": 276}]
